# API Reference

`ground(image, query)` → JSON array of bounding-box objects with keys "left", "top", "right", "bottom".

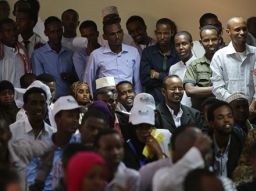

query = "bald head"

[
  {"left": 226, "top": 17, "right": 247, "bottom": 52},
  {"left": 227, "top": 17, "right": 246, "bottom": 29}
]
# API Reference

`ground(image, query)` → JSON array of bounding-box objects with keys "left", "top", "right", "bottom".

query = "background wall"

[{"left": 9, "top": 0, "right": 256, "bottom": 42}]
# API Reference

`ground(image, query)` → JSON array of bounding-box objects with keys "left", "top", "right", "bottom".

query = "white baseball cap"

[
  {"left": 129, "top": 93, "right": 156, "bottom": 125},
  {"left": 96, "top": 76, "right": 116, "bottom": 90},
  {"left": 52, "top": 96, "right": 81, "bottom": 118},
  {"left": 101, "top": 6, "right": 119, "bottom": 18}
]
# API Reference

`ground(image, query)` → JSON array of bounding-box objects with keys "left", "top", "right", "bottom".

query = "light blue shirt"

[
  {"left": 72, "top": 48, "right": 89, "bottom": 81},
  {"left": 32, "top": 43, "right": 75, "bottom": 98},
  {"left": 84, "top": 44, "right": 142, "bottom": 94}
]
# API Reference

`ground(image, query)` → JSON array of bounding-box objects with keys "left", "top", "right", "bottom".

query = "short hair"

[
  {"left": 199, "top": 13, "right": 218, "bottom": 28},
  {"left": 162, "top": 75, "right": 181, "bottom": 89},
  {"left": 170, "top": 125, "right": 189, "bottom": 151},
  {"left": 0, "top": 80, "right": 14, "bottom": 93},
  {"left": 13, "top": 0, "right": 39, "bottom": 21},
  {"left": 62, "top": 143, "right": 89, "bottom": 169},
  {"left": 20, "top": 73, "right": 36, "bottom": 88},
  {"left": 61, "top": 9, "right": 79, "bottom": 20},
  {"left": 156, "top": 18, "right": 177, "bottom": 35},
  {"left": 126, "top": 15, "right": 146, "bottom": 27},
  {"left": 44, "top": 16, "right": 62, "bottom": 29},
  {"left": 207, "top": 100, "right": 232, "bottom": 122},
  {"left": 103, "top": 14, "right": 121, "bottom": 34},
  {"left": 247, "top": 17, "right": 256, "bottom": 31},
  {"left": 23, "top": 87, "right": 47, "bottom": 104},
  {"left": 36, "top": 73, "right": 55, "bottom": 83},
  {"left": 0, "top": 18, "right": 15, "bottom": 31},
  {"left": 0, "top": 167, "right": 20, "bottom": 191},
  {"left": 81, "top": 108, "right": 110, "bottom": 128},
  {"left": 116, "top": 80, "right": 134, "bottom": 90},
  {"left": 94, "top": 128, "right": 119, "bottom": 149},
  {"left": 200, "top": 25, "right": 219, "bottom": 37},
  {"left": 79, "top": 20, "right": 97, "bottom": 31},
  {"left": 184, "top": 169, "right": 221, "bottom": 191},
  {"left": 175, "top": 31, "right": 193, "bottom": 43}
]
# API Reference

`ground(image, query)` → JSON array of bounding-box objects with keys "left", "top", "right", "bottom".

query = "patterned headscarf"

[{"left": 71, "top": 81, "right": 90, "bottom": 99}]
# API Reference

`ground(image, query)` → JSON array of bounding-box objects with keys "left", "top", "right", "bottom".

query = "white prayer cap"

[
  {"left": 101, "top": 6, "right": 119, "bottom": 18},
  {"left": 96, "top": 76, "right": 116, "bottom": 90}
]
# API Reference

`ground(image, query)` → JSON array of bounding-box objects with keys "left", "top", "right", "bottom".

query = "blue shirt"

[
  {"left": 84, "top": 44, "right": 142, "bottom": 94},
  {"left": 32, "top": 43, "right": 75, "bottom": 98},
  {"left": 72, "top": 48, "right": 89, "bottom": 81},
  {"left": 140, "top": 44, "right": 179, "bottom": 104}
]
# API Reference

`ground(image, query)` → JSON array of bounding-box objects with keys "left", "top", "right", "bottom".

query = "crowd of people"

[{"left": 1, "top": 0, "right": 256, "bottom": 191}]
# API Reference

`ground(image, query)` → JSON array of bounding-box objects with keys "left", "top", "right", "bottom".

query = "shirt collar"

[
  {"left": 102, "top": 44, "right": 128, "bottom": 54},
  {"left": 152, "top": 44, "right": 176, "bottom": 57},
  {"left": 226, "top": 41, "right": 255, "bottom": 55},
  {"left": 166, "top": 104, "right": 183, "bottom": 118},
  {"left": 201, "top": 55, "right": 211, "bottom": 65},
  {"left": 24, "top": 115, "right": 52, "bottom": 135},
  {"left": 213, "top": 134, "right": 231, "bottom": 155},
  {"left": 18, "top": 33, "right": 36, "bottom": 43},
  {"left": 43, "top": 43, "right": 68, "bottom": 54}
]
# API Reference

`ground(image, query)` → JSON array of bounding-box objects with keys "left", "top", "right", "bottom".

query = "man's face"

[
  {"left": 211, "top": 105, "right": 234, "bottom": 135},
  {"left": 175, "top": 34, "right": 193, "bottom": 62},
  {"left": 61, "top": 11, "right": 79, "bottom": 33},
  {"left": 200, "top": 29, "right": 220, "bottom": 56},
  {"left": 45, "top": 22, "right": 63, "bottom": 45},
  {"left": 24, "top": 93, "right": 47, "bottom": 123},
  {"left": 126, "top": 21, "right": 147, "bottom": 44},
  {"left": 96, "top": 87, "right": 117, "bottom": 112},
  {"left": 15, "top": 12, "right": 34, "bottom": 34},
  {"left": 80, "top": 27, "right": 99, "bottom": 42},
  {"left": 230, "top": 99, "right": 249, "bottom": 124},
  {"left": 103, "top": 23, "right": 123, "bottom": 47},
  {"left": 79, "top": 116, "right": 106, "bottom": 147},
  {"left": 226, "top": 18, "right": 247, "bottom": 48},
  {"left": 0, "top": 89, "right": 14, "bottom": 106},
  {"left": 0, "top": 22, "right": 18, "bottom": 47},
  {"left": 155, "top": 23, "right": 172, "bottom": 46},
  {"left": 98, "top": 133, "right": 124, "bottom": 168},
  {"left": 117, "top": 83, "right": 135, "bottom": 111},
  {"left": 162, "top": 77, "right": 184, "bottom": 105},
  {"left": 55, "top": 109, "right": 79, "bottom": 134}
]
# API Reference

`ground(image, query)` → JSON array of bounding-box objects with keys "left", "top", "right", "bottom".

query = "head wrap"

[{"left": 67, "top": 152, "right": 106, "bottom": 191}]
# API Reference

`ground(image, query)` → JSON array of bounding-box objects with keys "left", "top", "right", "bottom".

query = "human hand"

[
  {"left": 150, "top": 69, "right": 160, "bottom": 79},
  {"left": 146, "top": 135, "right": 164, "bottom": 159}
]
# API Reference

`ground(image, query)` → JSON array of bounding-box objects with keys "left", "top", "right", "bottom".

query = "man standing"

[
  {"left": 32, "top": 16, "right": 77, "bottom": 98},
  {"left": 184, "top": 25, "right": 220, "bottom": 111},
  {"left": 211, "top": 17, "right": 256, "bottom": 110},
  {"left": 84, "top": 15, "right": 141, "bottom": 94},
  {"left": 169, "top": 31, "right": 197, "bottom": 106},
  {"left": 126, "top": 15, "right": 155, "bottom": 55},
  {"left": 156, "top": 75, "right": 203, "bottom": 133},
  {"left": 140, "top": 18, "right": 179, "bottom": 104}
]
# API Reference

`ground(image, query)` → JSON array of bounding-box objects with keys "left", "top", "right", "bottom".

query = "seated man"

[
  {"left": 207, "top": 100, "right": 243, "bottom": 177},
  {"left": 156, "top": 75, "right": 203, "bottom": 133},
  {"left": 124, "top": 93, "right": 171, "bottom": 170},
  {"left": 116, "top": 80, "right": 136, "bottom": 113},
  {"left": 126, "top": 15, "right": 155, "bottom": 55},
  {"left": 95, "top": 128, "right": 140, "bottom": 191}
]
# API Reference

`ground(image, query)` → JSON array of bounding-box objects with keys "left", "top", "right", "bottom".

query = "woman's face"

[
  {"left": 80, "top": 165, "right": 107, "bottom": 191},
  {"left": 0, "top": 89, "right": 14, "bottom": 105},
  {"left": 75, "top": 84, "right": 91, "bottom": 105},
  {"left": 135, "top": 124, "right": 152, "bottom": 143}
]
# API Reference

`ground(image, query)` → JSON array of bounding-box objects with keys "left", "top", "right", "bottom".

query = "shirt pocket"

[{"left": 197, "top": 71, "right": 212, "bottom": 87}]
